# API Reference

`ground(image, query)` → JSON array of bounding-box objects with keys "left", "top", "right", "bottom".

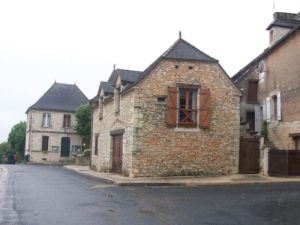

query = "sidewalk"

[{"left": 64, "top": 165, "right": 300, "bottom": 187}]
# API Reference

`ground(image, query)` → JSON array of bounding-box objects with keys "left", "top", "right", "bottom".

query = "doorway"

[
  {"left": 61, "top": 137, "right": 70, "bottom": 157},
  {"left": 112, "top": 135, "right": 123, "bottom": 174}
]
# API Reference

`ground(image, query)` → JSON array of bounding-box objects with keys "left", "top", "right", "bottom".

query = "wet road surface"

[{"left": 1, "top": 164, "right": 300, "bottom": 225}]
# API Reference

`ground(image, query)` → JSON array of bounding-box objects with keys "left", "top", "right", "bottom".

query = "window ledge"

[{"left": 174, "top": 127, "right": 199, "bottom": 132}]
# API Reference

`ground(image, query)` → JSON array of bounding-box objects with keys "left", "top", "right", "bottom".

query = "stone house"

[
  {"left": 90, "top": 37, "right": 240, "bottom": 177},
  {"left": 232, "top": 12, "right": 300, "bottom": 150},
  {"left": 25, "top": 82, "right": 89, "bottom": 163}
]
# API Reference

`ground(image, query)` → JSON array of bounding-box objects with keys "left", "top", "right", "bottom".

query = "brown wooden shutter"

[
  {"left": 199, "top": 88, "right": 211, "bottom": 128},
  {"left": 247, "top": 80, "right": 258, "bottom": 103},
  {"left": 167, "top": 87, "right": 178, "bottom": 127}
]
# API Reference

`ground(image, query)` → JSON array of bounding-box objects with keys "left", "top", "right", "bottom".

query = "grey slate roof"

[
  {"left": 162, "top": 38, "right": 217, "bottom": 62},
  {"left": 101, "top": 81, "right": 115, "bottom": 94},
  {"left": 27, "top": 82, "right": 89, "bottom": 113},
  {"left": 267, "top": 18, "right": 300, "bottom": 30},
  {"left": 117, "top": 69, "right": 142, "bottom": 83},
  {"left": 126, "top": 38, "right": 218, "bottom": 90}
]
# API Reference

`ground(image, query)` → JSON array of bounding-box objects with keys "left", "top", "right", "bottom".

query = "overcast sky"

[{"left": 0, "top": 0, "right": 299, "bottom": 143}]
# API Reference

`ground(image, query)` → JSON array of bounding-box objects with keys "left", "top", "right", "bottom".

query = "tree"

[
  {"left": 8, "top": 121, "right": 26, "bottom": 161},
  {"left": 0, "top": 142, "right": 12, "bottom": 163},
  {"left": 75, "top": 104, "right": 91, "bottom": 149}
]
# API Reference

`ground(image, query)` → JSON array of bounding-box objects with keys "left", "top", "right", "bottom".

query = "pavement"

[{"left": 64, "top": 165, "right": 300, "bottom": 186}]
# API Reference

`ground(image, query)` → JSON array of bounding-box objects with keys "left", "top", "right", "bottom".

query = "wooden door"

[
  {"left": 61, "top": 137, "right": 70, "bottom": 157},
  {"left": 239, "top": 138, "right": 259, "bottom": 174},
  {"left": 112, "top": 135, "right": 123, "bottom": 174}
]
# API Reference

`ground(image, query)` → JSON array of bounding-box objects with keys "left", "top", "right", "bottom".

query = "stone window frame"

[
  {"left": 63, "top": 114, "right": 71, "bottom": 128},
  {"left": 167, "top": 84, "right": 210, "bottom": 129},
  {"left": 42, "top": 113, "right": 51, "bottom": 128},
  {"left": 246, "top": 79, "right": 258, "bottom": 104},
  {"left": 42, "top": 136, "right": 49, "bottom": 151}
]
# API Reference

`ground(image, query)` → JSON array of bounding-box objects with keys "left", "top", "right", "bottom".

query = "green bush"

[
  {"left": 261, "top": 120, "right": 268, "bottom": 137},
  {"left": 83, "top": 149, "right": 91, "bottom": 158}
]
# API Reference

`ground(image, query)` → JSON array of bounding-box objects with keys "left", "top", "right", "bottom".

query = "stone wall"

[
  {"left": 25, "top": 110, "right": 83, "bottom": 163},
  {"left": 131, "top": 59, "right": 240, "bottom": 177},
  {"left": 90, "top": 92, "right": 136, "bottom": 176}
]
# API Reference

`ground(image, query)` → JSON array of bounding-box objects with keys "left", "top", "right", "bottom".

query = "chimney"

[{"left": 268, "top": 12, "right": 298, "bottom": 46}]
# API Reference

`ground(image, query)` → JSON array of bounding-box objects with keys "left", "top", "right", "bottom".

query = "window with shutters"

[
  {"left": 167, "top": 87, "right": 211, "bottom": 129},
  {"left": 63, "top": 114, "right": 71, "bottom": 128},
  {"left": 247, "top": 80, "right": 258, "bottom": 103},
  {"left": 42, "top": 136, "right": 49, "bottom": 151}
]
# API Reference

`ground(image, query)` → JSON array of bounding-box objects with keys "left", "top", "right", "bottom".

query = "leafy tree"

[
  {"left": 0, "top": 142, "right": 12, "bottom": 163},
  {"left": 8, "top": 121, "right": 26, "bottom": 161},
  {"left": 75, "top": 104, "right": 91, "bottom": 149}
]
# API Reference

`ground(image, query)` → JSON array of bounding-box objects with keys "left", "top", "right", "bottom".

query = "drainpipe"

[{"left": 89, "top": 103, "right": 93, "bottom": 169}]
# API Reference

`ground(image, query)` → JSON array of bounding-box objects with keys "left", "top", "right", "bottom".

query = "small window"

[
  {"left": 63, "top": 114, "right": 71, "bottom": 128},
  {"left": 94, "top": 134, "right": 99, "bottom": 155},
  {"left": 178, "top": 88, "right": 197, "bottom": 127},
  {"left": 42, "top": 113, "right": 51, "bottom": 127},
  {"left": 157, "top": 97, "right": 166, "bottom": 102},
  {"left": 175, "top": 65, "right": 179, "bottom": 69},
  {"left": 269, "top": 30, "right": 274, "bottom": 42},
  {"left": 42, "top": 136, "right": 49, "bottom": 151},
  {"left": 188, "top": 66, "right": 193, "bottom": 70}
]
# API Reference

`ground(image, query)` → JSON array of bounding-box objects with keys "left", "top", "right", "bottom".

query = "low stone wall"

[{"left": 75, "top": 155, "right": 90, "bottom": 166}]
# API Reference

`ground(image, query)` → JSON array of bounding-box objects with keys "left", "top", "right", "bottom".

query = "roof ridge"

[
  {"left": 116, "top": 68, "right": 142, "bottom": 73},
  {"left": 177, "top": 38, "right": 217, "bottom": 61}
]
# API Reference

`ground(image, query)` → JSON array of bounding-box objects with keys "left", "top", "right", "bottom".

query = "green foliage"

[
  {"left": 0, "top": 142, "right": 12, "bottom": 163},
  {"left": 75, "top": 104, "right": 91, "bottom": 145},
  {"left": 83, "top": 149, "right": 91, "bottom": 158},
  {"left": 261, "top": 120, "right": 268, "bottom": 137},
  {"left": 8, "top": 121, "right": 26, "bottom": 161}
]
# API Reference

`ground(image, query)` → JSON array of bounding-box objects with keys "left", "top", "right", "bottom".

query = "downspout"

[{"left": 89, "top": 103, "right": 93, "bottom": 169}]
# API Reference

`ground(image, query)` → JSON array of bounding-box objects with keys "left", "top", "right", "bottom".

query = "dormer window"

[
  {"left": 42, "top": 113, "right": 51, "bottom": 128},
  {"left": 269, "top": 30, "right": 274, "bottom": 43}
]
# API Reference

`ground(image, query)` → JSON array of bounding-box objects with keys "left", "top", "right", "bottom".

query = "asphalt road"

[{"left": 1, "top": 165, "right": 300, "bottom": 225}]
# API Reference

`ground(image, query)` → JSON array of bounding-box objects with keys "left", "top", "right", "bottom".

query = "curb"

[{"left": 63, "top": 166, "right": 300, "bottom": 187}]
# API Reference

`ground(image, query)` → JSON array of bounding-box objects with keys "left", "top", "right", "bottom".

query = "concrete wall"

[{"left": 25, "top": 110, "right": 83, "bottom": 163}]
